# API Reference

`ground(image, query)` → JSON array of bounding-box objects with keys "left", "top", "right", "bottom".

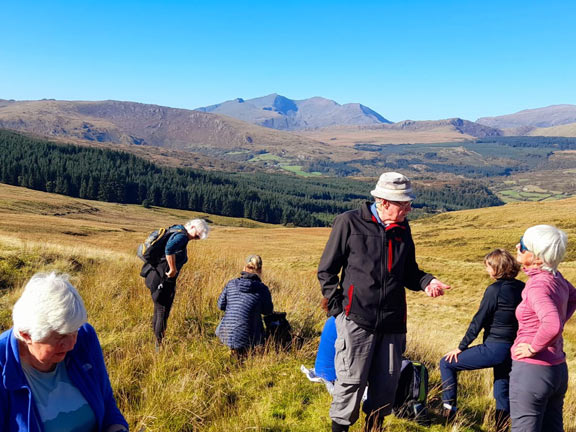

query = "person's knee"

[{"left": 439, "top": 356, "right": 452, "bottom": 372}]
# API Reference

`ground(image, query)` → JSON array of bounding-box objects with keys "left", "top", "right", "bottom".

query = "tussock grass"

[{"left": 1, "top": 184, "right": 575, "bottom": 431}]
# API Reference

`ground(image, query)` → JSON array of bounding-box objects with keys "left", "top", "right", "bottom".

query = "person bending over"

[{"left": 141, "top": 218, "right": 210, "bottom": 348}]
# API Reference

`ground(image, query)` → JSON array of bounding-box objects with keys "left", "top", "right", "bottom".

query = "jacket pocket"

[{"left": 334, "top": 338, "right": 348, "bottom": 376}]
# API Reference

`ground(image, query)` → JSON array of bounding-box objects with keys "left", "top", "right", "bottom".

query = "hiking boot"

[{"left": 331, "top": 421, "right": 349, "bottom": 432}]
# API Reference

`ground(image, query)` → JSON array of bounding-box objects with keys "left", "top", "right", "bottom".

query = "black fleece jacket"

[
  {"left": 318, "top": 202, "right": 434, "bottom": 333},
  {"left": 458, "top": 278, "right": 525, "bottom": 350}
]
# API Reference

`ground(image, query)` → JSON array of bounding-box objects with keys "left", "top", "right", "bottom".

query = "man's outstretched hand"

[{"left": 424, "top": 278, "right": 451, "bottom": 297}]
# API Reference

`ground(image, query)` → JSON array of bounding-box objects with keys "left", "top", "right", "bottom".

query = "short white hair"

[
  {"left": 12, "top": 273, "right": 87, "bottom": 342},
  {"left": 522, "top": 225, "right": 568, "bottom": 273},
  {"left": 184, "top": 219, "right": 210, "bottom": 240}
]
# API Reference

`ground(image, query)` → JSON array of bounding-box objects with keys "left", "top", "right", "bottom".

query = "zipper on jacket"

[
  {"left": 377, "top": 225, "right": 386, "bottom": 330},
  {"left": 388, "top": 239, "right": 393, "bottom": 272}
]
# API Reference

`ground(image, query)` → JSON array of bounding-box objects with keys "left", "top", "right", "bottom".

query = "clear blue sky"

[{"left": 2, "top": 0, "right": 575, "bottom": 121}]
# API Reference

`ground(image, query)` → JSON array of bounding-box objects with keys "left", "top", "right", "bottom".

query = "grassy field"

[
  {"left": 491, "top": 169, "right": 576, "bottom": 203},
  {"left": 0, "top": 183, "right": 575, "bottom": 431},
  {"left": 247, "top": 153, "right": 322, "bottom": 176}
]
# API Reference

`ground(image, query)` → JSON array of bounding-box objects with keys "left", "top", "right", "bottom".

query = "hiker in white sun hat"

[
  {"left": 370, "top": 171, "right": 415, "bottom": 202},
  {"left": 318, "top": 171, "right": 451, "bottom": 432}
]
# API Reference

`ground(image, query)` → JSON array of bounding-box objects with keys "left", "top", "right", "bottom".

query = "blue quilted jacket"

[{"left": 216, "top": 272, "right": 274, "bottom": 349}]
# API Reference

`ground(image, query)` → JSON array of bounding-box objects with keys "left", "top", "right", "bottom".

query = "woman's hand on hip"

[
  {"left": 443, "top": 348, "right": 462, "bottom": 363},
  {"left": 514, "top": 343, "right": 536, "bottom": 359}
]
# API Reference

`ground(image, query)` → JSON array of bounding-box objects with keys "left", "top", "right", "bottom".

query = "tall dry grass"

[{"left": 0, "top": 184, "right": 575, "bottom": 431}]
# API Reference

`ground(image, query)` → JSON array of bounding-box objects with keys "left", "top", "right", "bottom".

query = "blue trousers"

[{"left": 439, "top": 342, "right": 512, "bottom": 411}]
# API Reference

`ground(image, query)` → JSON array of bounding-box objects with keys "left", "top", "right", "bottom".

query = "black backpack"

[
  {"left": 137, "top": 226, "right": 186, "bottom": 266},
  {"left": 393, "top": 358, "right": 430, "bottom": 426},
  {"left": 263, "top": 312, "right": 293, "bottom": 349}
]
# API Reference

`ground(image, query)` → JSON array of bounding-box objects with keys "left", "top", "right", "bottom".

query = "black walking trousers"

[{"left": 146, "top": 266, "right": 177, "bottom": 344}]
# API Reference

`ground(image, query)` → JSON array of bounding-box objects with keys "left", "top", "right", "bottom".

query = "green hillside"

[{"left": 0, "top": 129, "right": 504, "bottom": 226}]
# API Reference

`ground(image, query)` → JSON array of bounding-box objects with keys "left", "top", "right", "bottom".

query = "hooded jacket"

[
  {"left": 216, "top": 272, "right": 274, "bottom": 350},
  {"left": 0, "top": 323, "right": 128, "bottom": 432},
  {"left": 318, "top": 202, "right": 434, "bottom": 333}
]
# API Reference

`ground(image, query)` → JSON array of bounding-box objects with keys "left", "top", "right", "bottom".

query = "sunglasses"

[{"left": 519, "top": 237, "right": 530, "bottom": 253}]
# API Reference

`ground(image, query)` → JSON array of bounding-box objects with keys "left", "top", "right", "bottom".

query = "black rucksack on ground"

[
  {"left": 264, "top": 312, "right": 293, "bottom": 349},
  {"left": 137, "top": 226, "right": 185, "bottom": 266},
  {"left": 393, "top": 358, "right": 430, "bottom": 426}
]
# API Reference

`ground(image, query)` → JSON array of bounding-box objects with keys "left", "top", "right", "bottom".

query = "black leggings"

[{"left": 146, "top": 266, "right": 177, "bottom": 344}]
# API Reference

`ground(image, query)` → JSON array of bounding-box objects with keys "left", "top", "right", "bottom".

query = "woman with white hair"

[
  {"left": 0, "top": 272, "right": 128, "bottom": 432},
  {"left": 141, "top": 218, "right": 210, "bottom": 348},
  {"left": 510, "top": 225, "right": 576, "bottom": 431}
]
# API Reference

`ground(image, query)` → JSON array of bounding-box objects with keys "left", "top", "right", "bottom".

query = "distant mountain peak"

[{"left": 195, "top": 94, "right": 391, "bottom": 130}]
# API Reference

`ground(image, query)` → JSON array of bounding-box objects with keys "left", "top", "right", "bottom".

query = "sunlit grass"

[{"left": 1, "top": 183, "right": 575, "bottom": 431}]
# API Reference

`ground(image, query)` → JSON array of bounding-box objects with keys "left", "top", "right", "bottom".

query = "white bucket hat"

[{"left": 370, "top": 172, "right": 415, "bottom": 202}]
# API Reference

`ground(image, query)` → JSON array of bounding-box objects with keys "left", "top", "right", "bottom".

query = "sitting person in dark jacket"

[
  {"left": 216, "top": 255, "right": 274, "bottom": 358},
  {"left": 440, "top": 249, "right": 525, "bottom": 430}
]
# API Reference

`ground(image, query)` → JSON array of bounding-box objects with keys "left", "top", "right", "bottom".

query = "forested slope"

[{"left": 0, "top": 129, "right": 503, "bottom": 226}]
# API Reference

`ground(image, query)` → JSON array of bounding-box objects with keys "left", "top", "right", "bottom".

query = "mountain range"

[
  {"left": 1, "top": 96, "right": 576, "bottom": 176},
  {"left": 0, "top": 98, "right": 333, "bottom": 159},
  {"left": 195, "top": 93, "right": 391, "bottom": 130},
  {"left": 195, "top": 95, "right": 576, "bottom": 138}
]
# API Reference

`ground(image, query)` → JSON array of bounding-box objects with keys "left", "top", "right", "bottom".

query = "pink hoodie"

[{"left": 512, "top": 268, "right": 576, "bottom": 365}]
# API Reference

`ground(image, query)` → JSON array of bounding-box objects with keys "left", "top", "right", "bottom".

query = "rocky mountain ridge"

[
  {"left": 195, "top": 93, "right": 391, "bottom": 130},
  {"left": 0, "top": 99, "right": 331, "bottom": 159},
  {"left": 476, "top": 104, "right": 576, "bottom": 130}
]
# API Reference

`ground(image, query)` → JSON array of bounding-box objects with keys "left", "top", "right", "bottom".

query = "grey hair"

[
  {"left": 184, "top": 219, "right": 210, "bottom": 239},
  {"left": 522, "top": 225, "right": 568, "bottom": 273},
  {"left": 12, "top": 272, "right": 87, "bottom": 342}
]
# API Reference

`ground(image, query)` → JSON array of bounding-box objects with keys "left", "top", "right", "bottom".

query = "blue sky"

[{"left": 2, "top": 0, "right": 575, "bottom": 121}]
